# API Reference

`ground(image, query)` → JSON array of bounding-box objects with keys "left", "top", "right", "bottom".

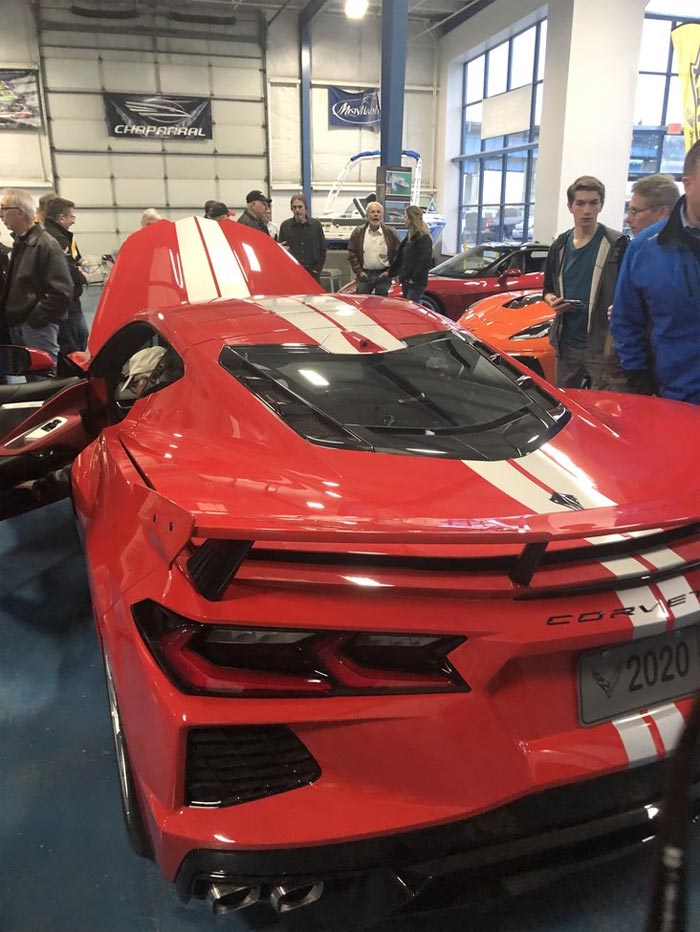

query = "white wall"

[
  {"left": 0, "top": 0, "right": 54, "bottom": 247},
  {"left": 535, "top": 0, "right": 647, "bottom": 240},
  {"left": 266, "top": 8, "right": 438, "bottom": 225}
]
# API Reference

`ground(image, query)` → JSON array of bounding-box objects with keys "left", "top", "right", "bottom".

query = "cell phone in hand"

[{"left": 563, "top": 298, "right": 586, "bottom": 310}]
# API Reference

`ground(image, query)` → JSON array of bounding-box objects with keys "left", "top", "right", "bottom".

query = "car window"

[
  {"left": 524, "top": 249, "right": 549, "bottom": 274},
  {"left": 89, "top": 323, "right": 184, "bottom": 423},
  {"left": 432, "top": 246, "right": 514, "bottom": 279},
  {"left": 220, "top": 332, "right": 569, "bottom": 461}
]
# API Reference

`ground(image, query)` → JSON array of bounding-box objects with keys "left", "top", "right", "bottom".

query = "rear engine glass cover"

[{"left": 220, "top": 332, "right": 569, "bottom": 459}]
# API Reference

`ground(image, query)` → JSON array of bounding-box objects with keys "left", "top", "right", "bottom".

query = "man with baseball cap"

[{"left": 238, "top": 190, "right": 271, "bottom": 235}]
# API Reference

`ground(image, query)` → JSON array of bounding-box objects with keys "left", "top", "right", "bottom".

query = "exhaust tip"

[
  {"left": 270, "top": 880, "right": 324, "bottom": 913},
  {"left": 206, "top": 882, "right": 261, "bottom": 914}
]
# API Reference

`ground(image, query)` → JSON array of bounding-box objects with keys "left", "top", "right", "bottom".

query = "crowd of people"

[
  {"left": 543, "top": 140, "right": 700, "bottom": 404},
  {"left": 2, "top": 147, "right": 699, "bottom": 406}
]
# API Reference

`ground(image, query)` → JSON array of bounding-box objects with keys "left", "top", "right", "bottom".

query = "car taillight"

[{"left": 132, "top": 600, "right": 468, "bottom": 698}]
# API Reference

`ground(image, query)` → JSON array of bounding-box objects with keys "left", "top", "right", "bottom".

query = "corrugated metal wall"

[{"left": 36, "top": 1, "right": 269, "bottom": 254}]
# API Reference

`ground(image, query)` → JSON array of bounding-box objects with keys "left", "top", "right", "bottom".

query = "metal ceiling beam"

[
  {"left": 299, "top": 0, "right": 328, "bottom": 209},
  {"left": 439, "top": 0, "right": 496, "bottom": 36},
  {"left": 299, "top": 0, "right": 328, "bottom": 28},
  {"left": 380, "top": 0, "right": 408, "bottom": 167}
]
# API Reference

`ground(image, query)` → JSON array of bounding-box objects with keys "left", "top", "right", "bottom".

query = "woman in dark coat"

[{"left": 391, "top": 204, "right": 433, "bottom": 302}]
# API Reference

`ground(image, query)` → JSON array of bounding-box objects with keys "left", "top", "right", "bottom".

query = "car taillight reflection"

[{"left": 133, "top": 600, "right": 468, "bottom": 698}]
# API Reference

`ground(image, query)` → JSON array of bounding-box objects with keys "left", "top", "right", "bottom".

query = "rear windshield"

[{"left": 220, "top": 331, "right": 569, "bottom": 459}]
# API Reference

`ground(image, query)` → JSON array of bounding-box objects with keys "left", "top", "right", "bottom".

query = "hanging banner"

[
  {"left": 103, "top": 93, "right": 212, "bottom": 139},
  {"left": 328, "top": 87, "right": 381, "bottom": 129},
  {"left": 671, "top": 24, "right": 700, "bottom": 151},
  {"left": 0, "top": 70, "right": 42, "bottom": 131}
]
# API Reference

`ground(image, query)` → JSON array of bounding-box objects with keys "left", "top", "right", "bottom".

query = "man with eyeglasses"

[
  {"left": 612, "top": 144, "right": 700, "bottom": 403},
  {"left": 0, "top": 188, "right": 72, "bottom": 371},
  {"left": 626, "top": 174, "right": 680, "bottom": 236}
]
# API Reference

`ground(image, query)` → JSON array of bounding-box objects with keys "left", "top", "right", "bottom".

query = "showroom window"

[
  {"left": 630, "top": 1, "right": 700, "bottom": 180},
  {"left": 456, "top": 18, "right": 546, "bottom": 250}
]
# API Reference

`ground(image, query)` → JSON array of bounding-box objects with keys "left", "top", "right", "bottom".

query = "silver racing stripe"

[
  {"left": 303, "top": 295, "right": 406, "bottom": 352},
  {"left": 197, "top": 218, "right": 250, "bottom": 299},
  {"left": 647, "top": 703, "right": 687, "bottom": 755},
  {"left": 611, "top": 712, "right": 659, "bottom": 766},
  {"left": 174, "top": 217, "right": 220, "bottom": 303},
  {"left": 251, "top": 296, "right": 361, "bottom": 353},
  {"left": 462, "top": 456, "right": 672, "bottom": 638}
]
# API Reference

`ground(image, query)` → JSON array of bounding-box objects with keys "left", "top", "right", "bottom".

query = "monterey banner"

[
  {"left": 328, "top": 87, "right": 381, "bottom": 129},
  {"left": 671, "top": 24, "right": 700, "bottom": 151},
  {"left": 103, "top": 93, "right": 212, "bottom": 139}
]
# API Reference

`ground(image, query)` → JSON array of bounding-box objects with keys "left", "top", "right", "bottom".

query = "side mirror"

[
  {"left": 502, "top": 267, "right": 522, "bottom": 278},
  {"left": 0, "top": 345, "right": 55, "bottom": 375}
]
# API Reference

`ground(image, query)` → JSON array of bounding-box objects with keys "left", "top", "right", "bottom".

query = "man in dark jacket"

[
  {"left": 611, "top": 141, "right": 700, "bottom": 404},
  {"left": 0, "top": 188, "right": 72, "bottom": 363},
  {"left": 542, "top": 175, "right": 628, "bottom": 389},
  {"left": 347, "top": 202, "right": 400, "bottom": 296},
  {"left": 278, "top": 194, "right": 326, "bottom": 283},
  {"left": 237, "top": 190, "right": 271, "bottom": 235},
  {"left": 44, "top": 196, "right": 89, "bottom": 353}
]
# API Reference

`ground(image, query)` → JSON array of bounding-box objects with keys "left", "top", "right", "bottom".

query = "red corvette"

[
  {"left": 3, "top": 218, "right": 700, "bottom": 927},
  {"left": 340, "top": 242, "right": 550, "bottom": 319}
]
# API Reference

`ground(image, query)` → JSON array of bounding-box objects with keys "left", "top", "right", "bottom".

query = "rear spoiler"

[{"left": 133, "top": 486, "right": 700, "bottom": 601}]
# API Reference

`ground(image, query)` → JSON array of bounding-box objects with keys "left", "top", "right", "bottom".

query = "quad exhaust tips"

[
  {"left": 206, "top": 882, "right": 261, "bottom": 914},
  {"left": 270, "top": 880, "right": 324, "bottom": 913},
  {"left": 204, "top": 879, "right": 324, "bottom": 915}
]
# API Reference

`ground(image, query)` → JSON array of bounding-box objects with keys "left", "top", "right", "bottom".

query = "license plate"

[{"left": 578, "top": 627, "right": 700, "bottom": 726}]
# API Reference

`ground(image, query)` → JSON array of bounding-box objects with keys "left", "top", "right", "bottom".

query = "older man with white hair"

[
  {"left": 347, "top": 201, "right": 400, "bottom": 296},
  {"left": 0, "top": 188, "right": 72, "bottom": 365}
]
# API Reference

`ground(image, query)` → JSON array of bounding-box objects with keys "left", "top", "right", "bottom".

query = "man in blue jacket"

[{"left": 611, "top": 141, "right": 700, "bottom": 403}]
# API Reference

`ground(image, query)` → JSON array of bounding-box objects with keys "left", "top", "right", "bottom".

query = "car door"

[{"left": 0, "top": 377, "right": 98, "bottom": 491}]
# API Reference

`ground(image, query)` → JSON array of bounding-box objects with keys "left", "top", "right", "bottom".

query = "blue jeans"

[
  {"left": 401, "top": 282, "right": 426, "bottom": 302},
  {"left": 356, "top": 270, "right": 392, "bottom": 296},
  {"left": 9, "top": 321, "right": 59, "bottom": 380}
]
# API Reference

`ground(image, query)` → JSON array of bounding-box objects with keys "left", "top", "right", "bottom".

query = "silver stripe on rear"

[
  {"left": 647, "top": 702, "right": 686, "bottom": 755},
  {"left": 612, "top": 713, "right": 658, "bottom": 765}
]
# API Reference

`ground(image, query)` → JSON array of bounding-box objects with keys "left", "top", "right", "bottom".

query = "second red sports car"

[{"left": 340, "top": 241, "right": 550, "bottom": 319}]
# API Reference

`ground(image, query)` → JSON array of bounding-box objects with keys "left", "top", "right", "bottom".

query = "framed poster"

[{"left": 0, "top": 70, "right": 42, "bottom": 131}]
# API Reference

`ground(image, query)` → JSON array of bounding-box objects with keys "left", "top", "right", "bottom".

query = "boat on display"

[{"left": 319, "top": 149, "right": 446, "bottom": 248}]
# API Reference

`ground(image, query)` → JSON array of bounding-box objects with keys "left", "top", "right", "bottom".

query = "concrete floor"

[{"left": 2, "top": 500, "right": 700, "bottom": 932}]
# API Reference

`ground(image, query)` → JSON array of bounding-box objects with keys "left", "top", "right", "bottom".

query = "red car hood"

[{"left": 117, "top": 390, "right": 700, "bottom": 552}]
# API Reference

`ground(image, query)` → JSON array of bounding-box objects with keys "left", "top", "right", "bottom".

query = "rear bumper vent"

[{"left": 185, "top": 726, "right": 321, "bottom": 807}]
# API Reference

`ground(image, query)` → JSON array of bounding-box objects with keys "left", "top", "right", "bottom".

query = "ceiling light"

[{"left": 345, "top": 0, "right": 369, "bottom": 19}]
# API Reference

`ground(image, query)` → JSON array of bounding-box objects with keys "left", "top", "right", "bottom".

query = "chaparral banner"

[
  {"left": 328, "top": 86, "right": 381, "bottom": 129},
  {"left": 0, "top": 70, "right": 42, "bottom": 131},
  {"left": 104, "top": 93, "right": 212, "bottom": 139},
  {"left": 671, "top": 24, "right": 700, "bottom": 151}
]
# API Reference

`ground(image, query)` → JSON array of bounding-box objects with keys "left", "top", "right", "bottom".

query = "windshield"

[
  {"left": 431, "top": 246, "right": 515, "bottom": 279},
  {"left": 220, "top": 332, "right": 568, "bottom": 460}
]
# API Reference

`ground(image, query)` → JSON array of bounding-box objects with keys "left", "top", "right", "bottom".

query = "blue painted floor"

[{"left": 2, "top": 505, "right": 700, "bottom": 932}]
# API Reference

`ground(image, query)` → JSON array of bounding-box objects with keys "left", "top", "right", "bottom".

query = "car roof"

[
  {"left": 89, "top": 216, "right": 325, "bottom": 355},
  {"left": 145, "top": 292, "right": 453, "bottom": 353}
]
